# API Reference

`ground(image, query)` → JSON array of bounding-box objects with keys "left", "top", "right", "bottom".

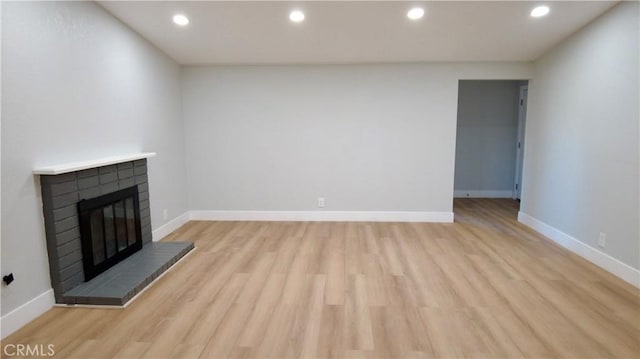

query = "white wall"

[
  {"left": 454, "top": 80, "right": 522, "bottom": 196},
  {"left": 522, "top": 2, "right": 639, "bottom": 270},
  {"left": 1, "top": 0, "right": 188, "bottom": 321},
  {"left": 183, "top": 64, "right": 531, "bottom": 214}
]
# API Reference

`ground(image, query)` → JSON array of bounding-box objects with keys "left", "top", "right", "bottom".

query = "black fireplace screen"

[{"left": 77, "top": 186, "right": 143, "bottom": 281}]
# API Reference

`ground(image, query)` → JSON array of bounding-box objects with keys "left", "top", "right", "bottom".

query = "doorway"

[{"left": 453, "top": 80, "right": 529, "bottom": 210}]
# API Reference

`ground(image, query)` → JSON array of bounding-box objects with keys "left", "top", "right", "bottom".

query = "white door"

[{"left": 514, "top": 86, "right": 528, "bottom": 199}]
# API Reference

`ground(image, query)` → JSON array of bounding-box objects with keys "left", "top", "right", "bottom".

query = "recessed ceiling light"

[
  {"left": 407, "top": 7, "right": 425, "bottom": 20},
  {"left": 173, "top": 14, "right": 190, "bottom": 26},
  {"left": 530, "top": 6, "right": 550, "bottom": 18},
  {"left": 289, "top": 10, "right": 305, "bottom": 23}
]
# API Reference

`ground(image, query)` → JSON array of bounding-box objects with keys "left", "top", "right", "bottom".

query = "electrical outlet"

[
  {"left": 163, "top": 209, "right": 168, "bottom": 221},
  {"left": 317, "top": 197, "right": 325, "bottom": 208},
  {"left": 3, "top": 273, "right": 14, "bottom": 286},
  {"left": 598, "top": 232, "right": 606, "bottom": 248}
]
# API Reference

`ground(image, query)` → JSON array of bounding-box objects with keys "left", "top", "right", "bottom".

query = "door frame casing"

[{"left": 513, "top": 85, "right": 528, "bottom": 199}]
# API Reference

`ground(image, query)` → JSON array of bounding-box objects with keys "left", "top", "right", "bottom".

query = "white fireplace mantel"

[{"left": 33, "top": 152, "right": 156, "bottom": 175}]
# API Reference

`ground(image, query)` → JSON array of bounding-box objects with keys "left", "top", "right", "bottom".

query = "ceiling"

[{"left": 99, "top": 1, "right": 618, "bottom": 65}]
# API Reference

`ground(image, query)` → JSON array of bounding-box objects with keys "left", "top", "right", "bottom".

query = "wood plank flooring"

[{"left": 2, "top": 199, "right": 638, "bottom": 358}]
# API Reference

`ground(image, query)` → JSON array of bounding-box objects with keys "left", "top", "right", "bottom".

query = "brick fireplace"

[{"left": 35, "top": 154, "right": 193, "bottom": 306}]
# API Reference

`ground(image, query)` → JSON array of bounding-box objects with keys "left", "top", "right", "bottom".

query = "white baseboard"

[
  {"left": 152, "top": 212, "right": 189, "bottom": 241},
  {"left": 518, "top": 211, "right": 639, "bottom": 288},
  {"left": 189, "top": 210, "right": 454, "bottom": 223},
  {"left": 1, "top": 289, "right": 55, "bottom": 339},
  {"left": 454, "top": 190, "right": 514, "bottom": 198}
]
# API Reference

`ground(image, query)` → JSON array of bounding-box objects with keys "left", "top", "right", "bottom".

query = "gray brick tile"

[
  {"left": 99, "top": 171, "right": 117, "bottom": 184},
  {"left": 117, "top": 168, "right": 134, "bottom": 179},
  {"left": 78, "top": 175, "right": 99, "bottom": 190},
  {"left": 42, "top": 172, "right": 76, "bottom": 184},
  {"left": 134, "top": 174, "right": 147, "bottom": 184},
  {"left": 133, "top": 165, "right": 147, "bottom": 176},
  {"left": 55, "top": 216, "right": 77, "bottom": 233},
  {"left": 60, "top": 262, "right": 83, "bottom": 281},
  {"left": 57, "top": 239, "right": 81, "bottom": 257},
  {"left": 79, "top": 186, "right": 101, "bottom": 200},
  {"left": 55, "top": 227, "right": 80, "bottom": 246},
  {"left": 118, "top": 178, "right": 134, "bottom": 188},
  {"left": 50, "top": 179, "right": 78, "bottom": 196},
  {"left": 77, "top": 168, "right": 99, "bottom": 178},
  {"left": 99, "top": 165, "right": 116, "bottom": 174},
  {"left": 116, "top": 162, "right": 133, "bottom": 170},
  {"left": 100, "top": 181, "right": 118, "bottom": 195},
  {"left": 53, "top": 205, "right": 76, "bottom": 222},
  {"left": 60, "top": 270, "right": 84, "bottom": 292},
  {"left": 52, "top": 192, "right": 79, "bottom": 209},
  {"left": 138, "top": 191, "right": 149, "bottom": 201},
  {"left": 58, "top": 250, "right": 82, "bottom": 269},
  {"left": 141, "top": 219, "right": 151, "bottom": 231}
]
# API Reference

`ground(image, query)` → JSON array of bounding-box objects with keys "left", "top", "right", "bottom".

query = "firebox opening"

[{"left": 77, "top": 185, "right": 143, "bottom": 281}]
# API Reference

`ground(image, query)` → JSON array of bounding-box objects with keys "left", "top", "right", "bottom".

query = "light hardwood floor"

[{"left": 2, "top": 199, "right": 638, "bottom": 358}]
